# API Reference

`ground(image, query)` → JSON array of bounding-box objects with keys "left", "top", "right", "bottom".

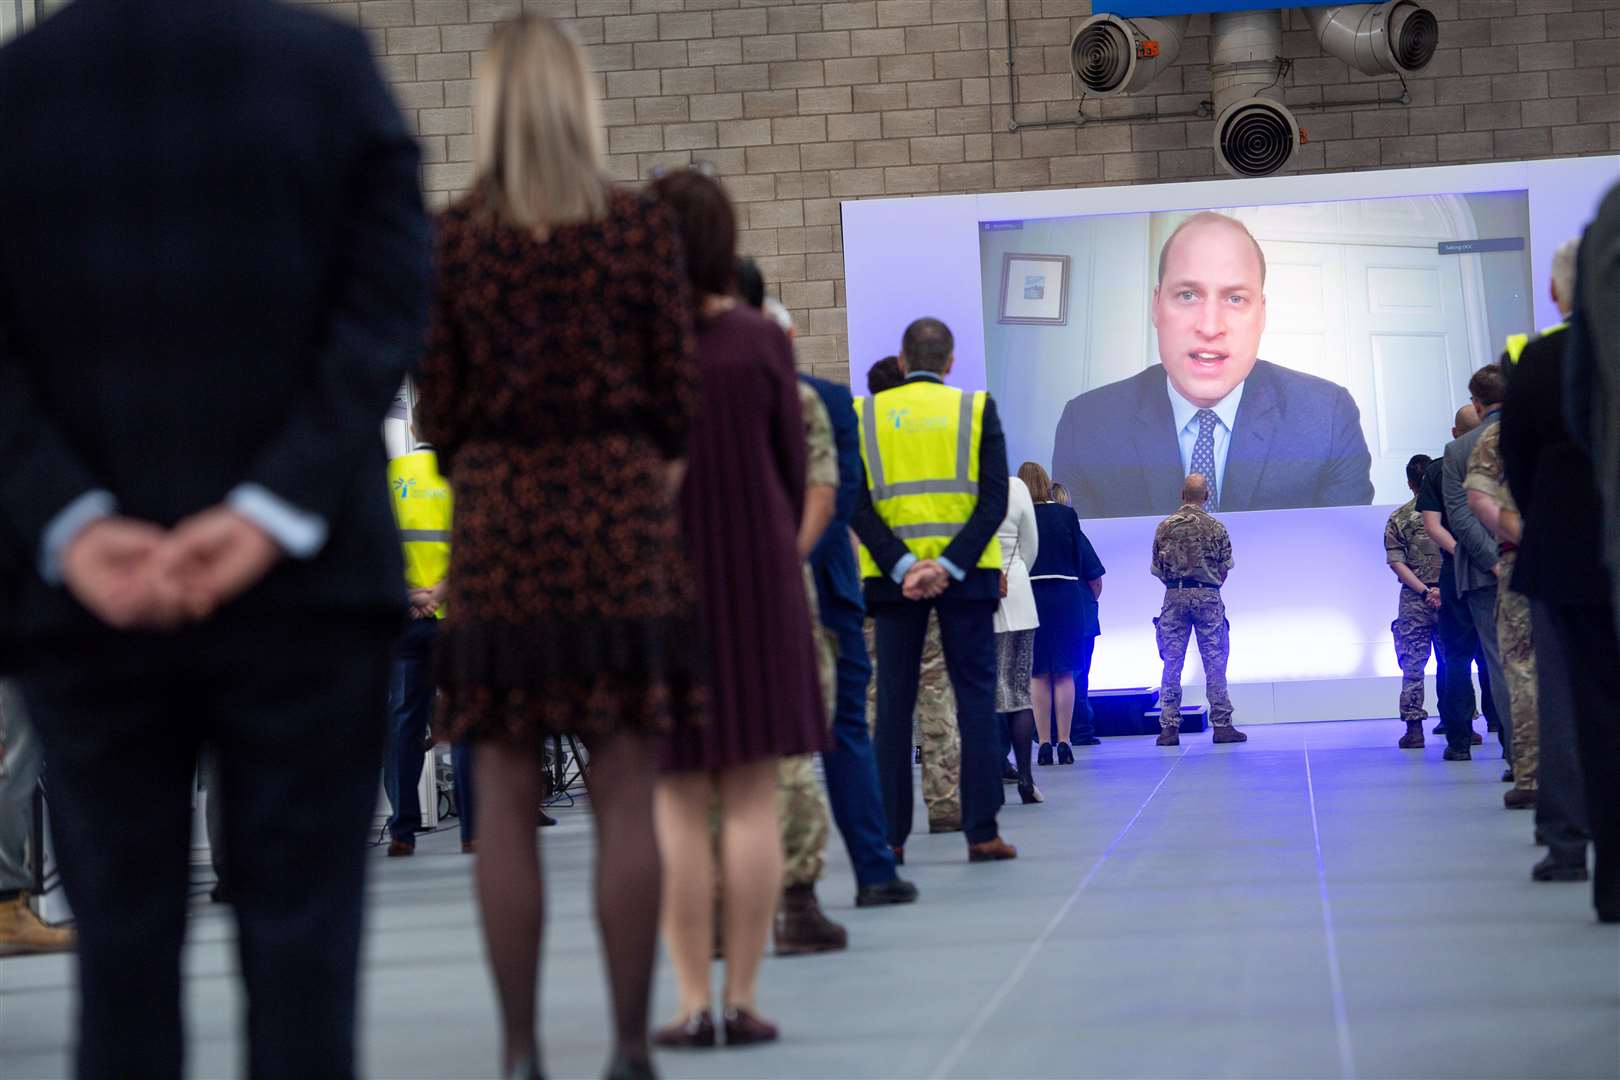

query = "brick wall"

[{"left": 294, "top": 0, "right": 1620, "bottom": 383}]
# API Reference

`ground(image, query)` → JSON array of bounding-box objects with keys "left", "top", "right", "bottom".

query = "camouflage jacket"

[
  {"left": 799, "top": 380, "right": 838, "bottom": 490},
  {"left": 1384, "top": 497, "right": 1442, "bottom": 586},
  {"left": 1151, "top": 503, "right": 1233, "bottom": 586},
  {"left": 1463, "top": 423, "right": 1516, "bottom": 515}
]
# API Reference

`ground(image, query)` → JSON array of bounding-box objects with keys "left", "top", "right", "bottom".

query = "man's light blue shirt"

[{"left": 1167, "top": 375, "right": 1244, "bottom": 503}]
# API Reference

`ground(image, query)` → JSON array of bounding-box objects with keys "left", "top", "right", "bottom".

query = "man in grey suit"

[
  {"left": 1051, "top": 212, "right": 1374, "bottom": 520},
  {"left": 1439, "top": 364, "right": 1514, "bottom": 773}
]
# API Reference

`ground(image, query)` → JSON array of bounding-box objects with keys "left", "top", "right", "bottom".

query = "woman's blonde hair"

[{"left": 474, "top": 15, "right": 608, "bottom": 232}]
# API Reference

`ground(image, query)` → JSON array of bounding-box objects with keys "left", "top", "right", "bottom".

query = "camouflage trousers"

[
  {"left": 865, "top": 613, "right": 961, "bottom": 827},
  {"left": 1496, "top": 553, "right": 1538, "bottom": 792},
  {"left": 1392, "top": 588, "right": 1439, "bottom": 725},
  {"left": 777, "top": 565, "right": 837, "bottom": 887},
  {"left": 1154, "top": 588, "right": 1233, "bottom": 727}
]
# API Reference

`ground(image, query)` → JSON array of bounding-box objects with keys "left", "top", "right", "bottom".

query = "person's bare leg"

[
  {"left": 1030, "top": 674, "right": 1053, "bottom": 747},
  {"left": 471, "top": 741, "right": 547, "bottom": 1075},
  {"left": 1054, "top": 673, "right": 1077, "bottom": 746},
  {"left": 584, "top": 732, "right": 661, "bottom": 1069},
  {"left": 654, "top": 771, "right": 717, "bottom": 1017},
  {"left": 716, "top": 759, "right": 782, "bottom": 1012}
]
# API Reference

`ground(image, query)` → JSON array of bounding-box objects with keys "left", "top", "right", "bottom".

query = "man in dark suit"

[
  {"left": 1051, "top": 212, "right": 1374, "bottom": 519},
  {"left": 802, "top": 374, "right": 919, "bottom": 908},
  {"left": 853, "top": 318, "right": 1015, "bottom": 863},
  {"left": 1500, "top": 243, "right": 1591, "bottom": 883},
  {"left": 0, "top": 2, "right": 428, "bottom": 1076}
]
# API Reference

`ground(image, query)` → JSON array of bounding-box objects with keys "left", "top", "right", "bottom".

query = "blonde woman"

[{"left": 417, "top": 16, "right": 699, "bottom": 1080}]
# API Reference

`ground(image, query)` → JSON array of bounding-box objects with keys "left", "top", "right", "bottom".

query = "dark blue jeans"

[
  {"left": 872, "top": 595, "right": 1004, "bottom": 846},
  {"left": 822, "top": 611, "right": 900, "bottom": 887},
  {"left": 1072, "top": 635, "right": 1097, "bottom": 741},
  {"left": 384, "top": 617, "right": 437, "bottom": 844}
]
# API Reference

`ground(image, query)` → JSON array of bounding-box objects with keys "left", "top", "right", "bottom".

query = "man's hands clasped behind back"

[
  {"left": 902, "top": 558, "right": 949, "bottom": 601},
  {"left": 60, "top": 507, "right": 282, "bottom": 631}
]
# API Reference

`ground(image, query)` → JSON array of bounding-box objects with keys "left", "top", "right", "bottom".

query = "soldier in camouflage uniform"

[
  {"left": 773, "top": 382, "right": 845, "bottom": 954},
  {"left": 1385, "top": 454, "right": 1445, "bottom": 749},
  {"left": 1465, "top": 421, "right": 1538, "bottom": 809},
  {"left": 863, "top": 613, "right": 962, "bottom": 832},
  {"left": 1151, "top": 475, "right": 1245, "bottom": 746}
]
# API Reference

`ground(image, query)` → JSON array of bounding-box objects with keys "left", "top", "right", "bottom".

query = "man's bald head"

[
  {"left": 1452, "top": 402, "right": 1480, "bottom": 439},
  {"left": 1181, "top": 473, "right": 1210, "bottom": 506}
]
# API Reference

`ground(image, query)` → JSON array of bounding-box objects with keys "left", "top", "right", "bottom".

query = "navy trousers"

[
  {"left": 820, "top": 608, "right": 902, "bottom": 886},
  {"left": 871, "top": 595, "right": 1004, "bottom": 846},
  {"left": 383, "top": 617, "right": 436, "bottom": 844},
  {"left": 22, "top": 618, "right": 392, "bottom": 1080}
]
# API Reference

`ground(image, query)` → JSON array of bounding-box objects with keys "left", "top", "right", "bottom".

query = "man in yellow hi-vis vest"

[
  {"left": 852, "top": 318, "right": 1016, "bottom": 863},
  {"left": 383, "top": 418, "right": 459, "bottom": 856}
]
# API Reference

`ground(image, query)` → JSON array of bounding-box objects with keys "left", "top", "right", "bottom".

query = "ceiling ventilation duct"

[
  {"left": 1069, "top": 13, "right": 1190, "bottom": 97},
  {"left": 1305, "top": 1, "right": 1439, "bottom": 76},
  {"left": 1209, "top": 9, "right": 1300, "bottom": 177}
]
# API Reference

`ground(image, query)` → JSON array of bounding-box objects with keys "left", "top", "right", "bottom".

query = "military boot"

[
  {"left": 0, "top": 893, "right": 75, "bottom": 956},
  {"left": 773, "top": 884, "right": 847, "bottom": 956},
  {"left": 1212, "top": 724, "right": 1248, "bottom": 744},
  {"left": 1398, "top": 722, "right": 1425, "bottom": 749},
  {"left": 1156, "top": 726, "right": 1180, "bottom": 746}
]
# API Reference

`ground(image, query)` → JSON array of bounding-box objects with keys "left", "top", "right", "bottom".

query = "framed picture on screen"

[{"left": 998, "top": 252, "right": 1070, "bottom": 326}]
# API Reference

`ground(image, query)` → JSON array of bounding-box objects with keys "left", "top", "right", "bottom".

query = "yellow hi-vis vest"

[
  {"left": 854, "top": 379, "right": 1002, "bottom": 580},
  {"left": 387, "top": 449, "right": 452, "bottom": 619},
  {"left": 1505, "top": 322, "right": 1568, "bottom": 365}
]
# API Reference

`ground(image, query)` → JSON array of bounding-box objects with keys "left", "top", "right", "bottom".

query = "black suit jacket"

[
  {"left": 854, "top": 375, "right": 1010, "bottom": 604},
  {"left": 1502, "top": 330, "right": 1606, "bottom": 607},
  {"left": 1051, "top": 360, "right": 1375, "bottom": 519},
  {"left": 0, "top": 0, "right": 428, "bottom": 640}
]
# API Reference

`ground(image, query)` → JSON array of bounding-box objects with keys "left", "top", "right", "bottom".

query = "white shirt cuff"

[
  {"left": 227, "top": 484, "right": 328, "bottom": 560},
  {"left": 39, "top": 489, "right": 118, "bottom": 585},
  {"left": 937, "top": 555, "right": 966, "bottom": 581}
]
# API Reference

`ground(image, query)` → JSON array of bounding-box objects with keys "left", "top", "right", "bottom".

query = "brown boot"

[
  {"left": 773, "top": 884, "right": 847, "bottom": 956},
  {"left": 1156, "top": 726, "right": 1180, "bottom": 746},
  {"left": 967, "top": 837, "right": 1018, "bottom": 862},
  {"left": 1212, "top": 724, "right": 1248, "bottom": 744},
  {"left": 928, "top": 816, "right": 962, "bottom": 834},
  {"left": 1398, "top": 722, "right": 1425, "bottom": 749},
  {"left": 0, "top": 892, "right": 75, "bottom": 956}
]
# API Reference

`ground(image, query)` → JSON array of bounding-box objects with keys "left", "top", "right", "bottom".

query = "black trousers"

[
  {"left": 1435, "top": 566, "right": 1484, "bottom": 754},
  {"left": 1529, "top": 599, "right": 1590, "bottom": 867},
  {"left": 1541, "top": 603, "right": 1620, "bottom": 913},
  {"left": 871, "top": 595, "right": 1004, "bottom": 846},
  {"left": 21, "top": 617, "right": 393, "bottom": 1080}
]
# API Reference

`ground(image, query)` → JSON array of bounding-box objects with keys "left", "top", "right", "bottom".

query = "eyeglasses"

[{"left": 647, "top": 159, "right": 718, "bottom": 180}]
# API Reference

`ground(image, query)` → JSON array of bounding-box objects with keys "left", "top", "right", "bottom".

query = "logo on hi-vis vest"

[
  {"left": 392, "top": 477, "right": 416, "bottom": 499},
  {"left": 887, "top": 407, "right": 948, "bottom": 432}
]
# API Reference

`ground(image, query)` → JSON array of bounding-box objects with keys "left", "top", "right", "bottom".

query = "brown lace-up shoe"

[{"left": 967, "top": 837, "right": 1018, "bottom": 862}]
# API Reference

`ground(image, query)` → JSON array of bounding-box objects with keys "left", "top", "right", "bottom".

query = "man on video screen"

[{"left": 1050, "top": 212, "right": 1374, "bottom": 519}]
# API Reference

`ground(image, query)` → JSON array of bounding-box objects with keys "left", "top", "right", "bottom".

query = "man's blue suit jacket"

[
  {"left": 801, "top": 375, "right": 864, "bottom": 624},
  {"left": 1050, "top": 360, "right": 1375, "bottom": 520}
]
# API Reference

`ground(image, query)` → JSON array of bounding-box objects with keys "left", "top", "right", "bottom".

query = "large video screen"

[{"left": 978, "top": 191, "right": 1534, "bottom": 519}]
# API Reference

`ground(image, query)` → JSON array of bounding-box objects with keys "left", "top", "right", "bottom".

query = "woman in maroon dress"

[
  {"left": 416, "top": 17, "right": 698, "bottom": 1080},
  {"left": 648, "top": 171, "right": 827, "bottom": 1049}
]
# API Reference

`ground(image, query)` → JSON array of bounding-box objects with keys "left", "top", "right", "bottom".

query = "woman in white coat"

[{"left": 994, "top": 474, "right": 1042, "bottom": 804}]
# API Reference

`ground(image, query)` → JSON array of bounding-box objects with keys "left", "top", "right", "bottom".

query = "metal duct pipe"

[
  {"left": 1209, "top": 9, "right": 1300, "bottom": 177},
  {"left": 1305, "top": 2, "right": 1439, "bottom": 76},
  {"left": 1069, "top": 13, "right": 1190, "bottom": 97}
]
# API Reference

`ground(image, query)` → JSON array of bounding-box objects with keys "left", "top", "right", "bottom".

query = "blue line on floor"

[{"left": 1305, "top": 738, "right": 1357, "bottom": 1080}]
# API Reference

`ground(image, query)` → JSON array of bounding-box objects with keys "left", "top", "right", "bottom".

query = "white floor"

[{"left": 2, "top": 719, "right": 1617, "bottom": 1079}]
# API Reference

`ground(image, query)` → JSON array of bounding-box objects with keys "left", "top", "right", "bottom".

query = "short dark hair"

[
  {"left": 867, "top": 356, "right": 904, "bottom": 394},
  {"left": 1405, "top": 454, "right": 1432, "bottom": 490},
  {"left": 650, "top": 170, "right": 735, "bottom": 299},
  {"left": 1468, "top": 363, "right": 1507, "bottom": 407},
  {"left": 735, "top": 256, "right": 765, "bottom": 309},
  {"left": 900, "top": 317, "right": 953, "bottom": 374}
]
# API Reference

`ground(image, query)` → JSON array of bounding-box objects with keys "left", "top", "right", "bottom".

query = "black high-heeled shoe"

[
  {"left": 722, "top": 1005, "right": 779, "bottom": 1046},
  {"left": 1018, "top": 781, "right": 1043, "bottom": 804},
  {"left": 1056, "top": 742, "right": 1074, "bottom": 765},
  {"left": 604, "top": 1052, "right": 657, "bottom": 1080}
]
